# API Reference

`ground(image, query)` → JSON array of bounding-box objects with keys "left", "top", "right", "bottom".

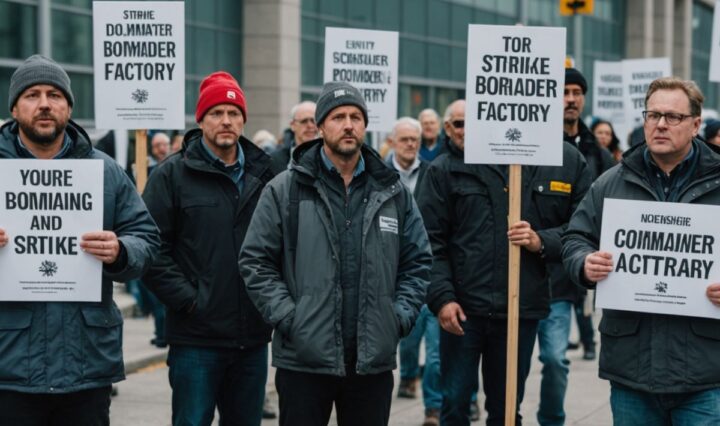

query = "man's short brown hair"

[{"left": 644, "top": 77, "right": 704, "bottom": 117}]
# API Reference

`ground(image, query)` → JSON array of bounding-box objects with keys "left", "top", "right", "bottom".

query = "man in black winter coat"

[
  {"left": 142, "top": 71, "right": 275, "bottom": 426},
  {"left": 417, "top": 99, "right": 591, "bottom": 426}
]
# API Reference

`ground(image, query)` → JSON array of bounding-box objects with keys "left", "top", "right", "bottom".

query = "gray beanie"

[
  {"left": 315, "top": 81, "right": 368, "bottom": 126},
  {"left": 8, "top": 54, "right": 74, "bottom": 112}
]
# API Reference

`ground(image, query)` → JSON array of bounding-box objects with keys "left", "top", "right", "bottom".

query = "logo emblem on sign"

[
  {"left": 505, "top": 127, "right": 522, "bottom": 143},
  {"left": 655, "top": 281, "right": 668, "bottom": 293},
  {"left": 227, "top": 91, "right": 236, "bottom": 99},
  {"left": 131, "top": 89, "right": 149, "bottom": 104},
  {"left": 39, "top": 260, "right": 58, "bottom": 277}
]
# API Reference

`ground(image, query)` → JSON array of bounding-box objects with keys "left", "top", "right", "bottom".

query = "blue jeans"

[
  {"left": 440, "top": 316, "right": 538, "bottom": 426},
  {"left": 399, "top": 305, "right": 442, "bottom": 410},
  {"left": 574, "top": 298, "right": 594, "bottom": 350},
  {"left": 537, "top": 301, "right": 572, "bottom": 426},
  {"left": 167, "top": 345, "right": 268, "bottom": 426},
  {"left": 610, "top": 384, "right": 720, "bottom": 425}
]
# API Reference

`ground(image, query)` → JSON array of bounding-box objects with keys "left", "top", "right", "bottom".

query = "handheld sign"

[
  {"left": 93, "top": 1, "right": 185, "bottom": 130},
  {"left": 323, "top": 27, "right": 399, "bottom": 132},
  {"left": 622, "top": 57, "right": 671, "bottom": 130},
  {"left": 710, "top": 0, "right": 720, "bottom": 82},
  {"left": 598, "top": 199, "right": 720, "bottom": 319},
  {"left": 592, "top": 60, "right": 628, "bottom": 148},
  {"left": 464, "top": 25, "right": 566, "bottom": 166},
  {"left": 0, "top": 160, "right": 104, "bottom": 302},
  {"left": 465, "top": 24, "right": 566, "bottom": 426}
]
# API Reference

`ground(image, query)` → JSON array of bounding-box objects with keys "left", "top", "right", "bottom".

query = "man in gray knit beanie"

[{"left": 8, "top": 54, "right": 75, "bottom": 112}]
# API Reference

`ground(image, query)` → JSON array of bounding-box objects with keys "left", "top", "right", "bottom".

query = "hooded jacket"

[
  {"left": 563, "top": 140, "right": 720, "bottom": 393},
  {"left": 142, "top": 129, "right": 275, "bottom": 349},
  {"left": 0, "top": 120, "right": 159, "bottom": 393},
  {"left": 239, "top": 140, "right": 432, "bottom": 376}
]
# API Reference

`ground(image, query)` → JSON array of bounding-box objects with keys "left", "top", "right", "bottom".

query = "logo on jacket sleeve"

[{"left": 379, "top": 216, "right": 398, "bottom": 234}]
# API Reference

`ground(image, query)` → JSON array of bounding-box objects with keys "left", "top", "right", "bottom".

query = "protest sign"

[
  {"left": 93, "top": 1, "right": 185, "bottom": 129},
  {"left": 323, "top": 27, "right": 398, "bottom": 132},
  {"left": 0, "top": 160, "right": 104, "bottom": 302},
  {"left": 592, "top": 60, "right": 628, "bottom": 148},
  {"left": 464, "top": 25, "right": 566, "bottom": 166},
  {"left": 598, "top": 198, "right": 720, "bottom": 319},
  {"left": 622, "top": 57, "right": 671, "bottom": 130}
]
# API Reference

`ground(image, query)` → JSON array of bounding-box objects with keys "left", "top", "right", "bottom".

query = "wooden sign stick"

[
  {"left": 505, "top": 163, "right": 522, "bottom": 425},
  {"left": 135, "top": 129, "right": 148, "bottom": 194}
]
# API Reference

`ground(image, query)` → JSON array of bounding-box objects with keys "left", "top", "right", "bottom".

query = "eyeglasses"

[
  {"left": 642, "top": 111, "right": 694, "bottom": 126},
  {"left": 450, "top": 120, "right": 464, "bottom": 129},
  {"left": 293, "top": 117, "right": 316, "bottom": 126}
]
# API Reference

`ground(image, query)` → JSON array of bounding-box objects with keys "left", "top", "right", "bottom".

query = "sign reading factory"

[
  {"left": 464, "top": 25, "right": 566, "bottom": 166},
  {"left": 0, "top": 160, "right": 104, "bottom": 302},
  {"left": 323, "top": 27, "right": 399, "bottom": 132},
  {"left": 598, "top": 198, "right": 720, "bottom": 319},
  {"left": 92, "top": 1, "right": 185, "bottom": 129}
]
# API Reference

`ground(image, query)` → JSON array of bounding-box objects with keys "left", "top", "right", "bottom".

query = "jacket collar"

[
  {"left": 181, "top": 128, "right": 271, "bottom": 179},
  {"left": 622, "top": 138, "right": 720, "bottom": 180},
  {"left": 0, "top": 119, "right": 92, "bottom": 159}
]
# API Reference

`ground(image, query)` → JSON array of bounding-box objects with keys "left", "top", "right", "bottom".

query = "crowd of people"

[{"left": 0, "top": 53, "right": 719, "bottom": 426}]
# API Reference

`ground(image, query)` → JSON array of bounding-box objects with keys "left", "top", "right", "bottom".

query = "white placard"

[
  {"left": 622, "top": 57, "right": 671, "bottom": 130},
  {"left": 464, "top": 25, "right": 566, "bottom": 166},
  {"left": 592, "top": 60, "right": 629, "bottom": 149},
  {"left": 323, "top": 27, "right": 399, "bottom": 132},
  {"left": 93, "top": 1, "right": 185, "bottom": 129},
  {"left": 0, "top": 160, "right": 104, "bottom": 302},
  {"left": 710, "top": 0, "right": 720, "bottom": 82},
  {"left": 598, "top": 198, "right": 720, "bottom": 319}
]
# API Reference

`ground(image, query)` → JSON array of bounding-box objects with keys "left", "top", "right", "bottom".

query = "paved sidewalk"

[{"left": 112, "top": 285, "right": 611, "bottom": 425}]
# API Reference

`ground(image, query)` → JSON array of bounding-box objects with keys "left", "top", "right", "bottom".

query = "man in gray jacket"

[
  {"left": 563, "top": 77, "right": 720, "bottom": 424},
  {"left": 239, "top": 81, "right": 432, "bottom": 426},
  {"left": 0, "top": 55, "right": 159, "bottom": 424}
]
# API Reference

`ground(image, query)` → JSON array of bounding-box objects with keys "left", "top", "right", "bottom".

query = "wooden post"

[
  {"left": 135, "top": 129, "right": 148, "bottom": 194},
  {"left": 505, "top": 164, "right": 522, "bottom": 425}
]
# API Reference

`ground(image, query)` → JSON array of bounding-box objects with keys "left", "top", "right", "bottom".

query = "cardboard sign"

[
  {"left": 464, "top": 25, "right": 566, "bottom": 166},
  {"left": 0, "top": 160, "right": 104, "bottom": 302},
  {"left": 323, "top": 27, "right": 399, "bottom": 132},
  {"left": 598, "top": 198, "right": 720, "bottom": 319},
  {"left": 93, "top": 1, "right": 185, "bottom": 129}
]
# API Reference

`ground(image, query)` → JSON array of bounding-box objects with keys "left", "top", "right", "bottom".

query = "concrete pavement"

[{"left": 112, "top": 287, "right": 611, "bottom": 425}]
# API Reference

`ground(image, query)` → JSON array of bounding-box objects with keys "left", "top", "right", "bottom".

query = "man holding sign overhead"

[
  {"left": 563, "top": 77, "right": 720, "bottom": 424},
  {"left": 0, "top": 54, "right": 159, "bottom": 424}
]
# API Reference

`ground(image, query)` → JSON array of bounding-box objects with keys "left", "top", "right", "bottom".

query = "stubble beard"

[{"left": 18, "top": 115, "right": 66, "bottom": 146}]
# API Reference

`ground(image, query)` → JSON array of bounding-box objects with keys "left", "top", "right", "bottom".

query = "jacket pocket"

[
  {"left": 598, "top": 317, "right": 640, "bottom": 379},
  {"left": 531, "top": 179, "right": 571, "bottom": 218},
  {"left": 80, "top": 306, "right": 124, "bottom": 380},
  {"left": 291, "top": 294, "right": 336, "bottom": 368},
  {"left": 0, "top": 309, "right": 32, "bottom": 382},
  {"left": 363, "top": 296, "right": 401, "bottom": 368}
]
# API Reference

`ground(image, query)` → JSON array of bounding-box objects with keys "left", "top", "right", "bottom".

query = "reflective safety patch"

[
  {"left": 550, "top": 181, "right": 571, "bottom": 193},
  {"left": 379, "top": 216, "right": 398, "bottom": 234}
]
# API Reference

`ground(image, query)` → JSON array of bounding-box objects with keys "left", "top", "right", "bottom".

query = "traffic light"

[{"left": 559, "top": 0, "right": 594, "bottom": 16}]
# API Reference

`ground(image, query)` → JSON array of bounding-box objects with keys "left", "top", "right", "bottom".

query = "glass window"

[
  {"left": 450, "top": 3, "right": 472, "bottom": 42},
  {"left": 428, "top": 42, "right": 451, "bottom": 80},
  {"left": 191, "top": 0, "right": 216, "bottom": 25},
  {"left": 318, "top": 0, "right": 345, "bottom": 18},
  {"left": 692, "top": 2, "right": 719, "bottom": 110},
  {"left": 218, "top": 1, "right": 243, "bottom": 28},
  {"left": 53, "top": 0, "right": 91, "bottom": 7},
  {"left": 67, "top": 72, "right": 93, "bottom": 120},
  {"left": 400, "top": 39, "right": 425, "bottom": 78},
  {"left": 186, "top": 78, "right": 200, "bottom": 118},
  {"left": 402, "top": 0, "right": 427, "bottom": 36},
  {"left": 216, "top": 32, "right": 242, "bottom": 76},
  {"left": 0, "top": 67, "right": 13, "bottom": 117},
  {"left": 301, "top": 40, "right": 322, "bottom": 86},
  {"left": 52, "top": 10, "right": 92, "bottom": 65},
  {"left": 427, "top": 0, "right": 450, "bottom": 39},
  {"left": 193, "top": 27, "right": 217, "bottom": 77},
  {"left": 375, "top": 0, "right": 400, "bottom": 30},
  {"left": 0, "top": 3, "right": 37, "bottom": 59},
  {"left": 348, "top": 2, "right": 372, "bottom": 26},
  {"left": 451, "top": 46, "right": 466, "bottom": 81}
]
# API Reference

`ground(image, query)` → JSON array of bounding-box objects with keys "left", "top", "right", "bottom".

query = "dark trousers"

[
  {"left": 439, "top": 317, "right": 539, "bottom": 426},
  {"left": 275, "top": 368, "right": 393, "bottom": 426},
  {"left": 0, "top": 386, "right": 111, "bottom": 426}
]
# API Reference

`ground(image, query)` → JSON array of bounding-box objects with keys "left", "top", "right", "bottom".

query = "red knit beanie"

[{"left": 195, "top": 71, "right": 247, "bottom": 123}]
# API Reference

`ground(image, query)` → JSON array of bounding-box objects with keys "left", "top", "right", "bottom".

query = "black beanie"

[
  {"left": 9, "top": 54, "right": 74, "bottom": 112},
  {"left": 565, "top": 68, "right": 588, "bottom": 94},
  {"left": 315, "top": 82, "right": 368, "bottom": 126},
  {"left": 705, "top": 119, "right": 720, "bottom": 141}
]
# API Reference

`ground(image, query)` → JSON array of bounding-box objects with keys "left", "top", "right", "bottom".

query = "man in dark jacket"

[
  {"left": 563, "top": 77, "right": 720, "bottom": 425},
  {"left": 0, "top": 54, "right": 159, "bottom": 424},
  {"left": 270, "top": 101, "right": 318, "bottom": 174},
  {"left": 239, "top": 81, "right": 432, "bottom": 426},
  {"left": 417, "top": 99, "right": 591, "bottom": 425},
  {"left": 142, "top": 71, "right": 275, "bottom": 426}
]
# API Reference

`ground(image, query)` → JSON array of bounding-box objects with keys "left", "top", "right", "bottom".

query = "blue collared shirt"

[
  {"left": 200, "top": 138, "right": 246, "bottom": 194},
  {"left": 16, "top": 133, "right": 72, "bottom": 159},
  {"left": 319, "top": 145, "right": 365, "bottom": 181},
  {"left": 643, "top": 141, "right": 697, "bottom": 202}
]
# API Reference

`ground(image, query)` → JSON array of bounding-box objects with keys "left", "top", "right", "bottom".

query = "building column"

[
  {"left": 626, "top": 0, "right": 654, "bottom": 58},
  {"left": 242, "top": 0, "right": 301, "bottom": 139},
  {"left": 673, "top": 0, "right": 692, "bottom": 78}
]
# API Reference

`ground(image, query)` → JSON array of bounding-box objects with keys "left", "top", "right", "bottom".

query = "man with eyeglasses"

[
  {"left": 417, "top": 99, "right": 590, "bottom": 425},
  {"left": 563, "top": 77, "right": 720, "bottom": 425},
  {"left": 270, "top": 101, "right": 318, "bottom": 174}
]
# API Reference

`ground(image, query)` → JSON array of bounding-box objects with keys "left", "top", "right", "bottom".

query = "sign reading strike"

[
  {"left": 0, "top": 160, "right": 104, "bottom": 302},
  {"left": 598, "top": 199, "right": 720, "bottom": 319},
  {"left": 323, "top": 27, "right": 398, "bottom": 132},
  {"left": 709, "top": 0, "right": 720, "bottom": 82},
  {"left": 93, "top": 1, "right": 185, "bottom": 129},
  {"left": 465, "top": 25, "right": 566, "bottom": 166},
  {"left": 622, "top": 57, "right": 671, "bottom": 129}
]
